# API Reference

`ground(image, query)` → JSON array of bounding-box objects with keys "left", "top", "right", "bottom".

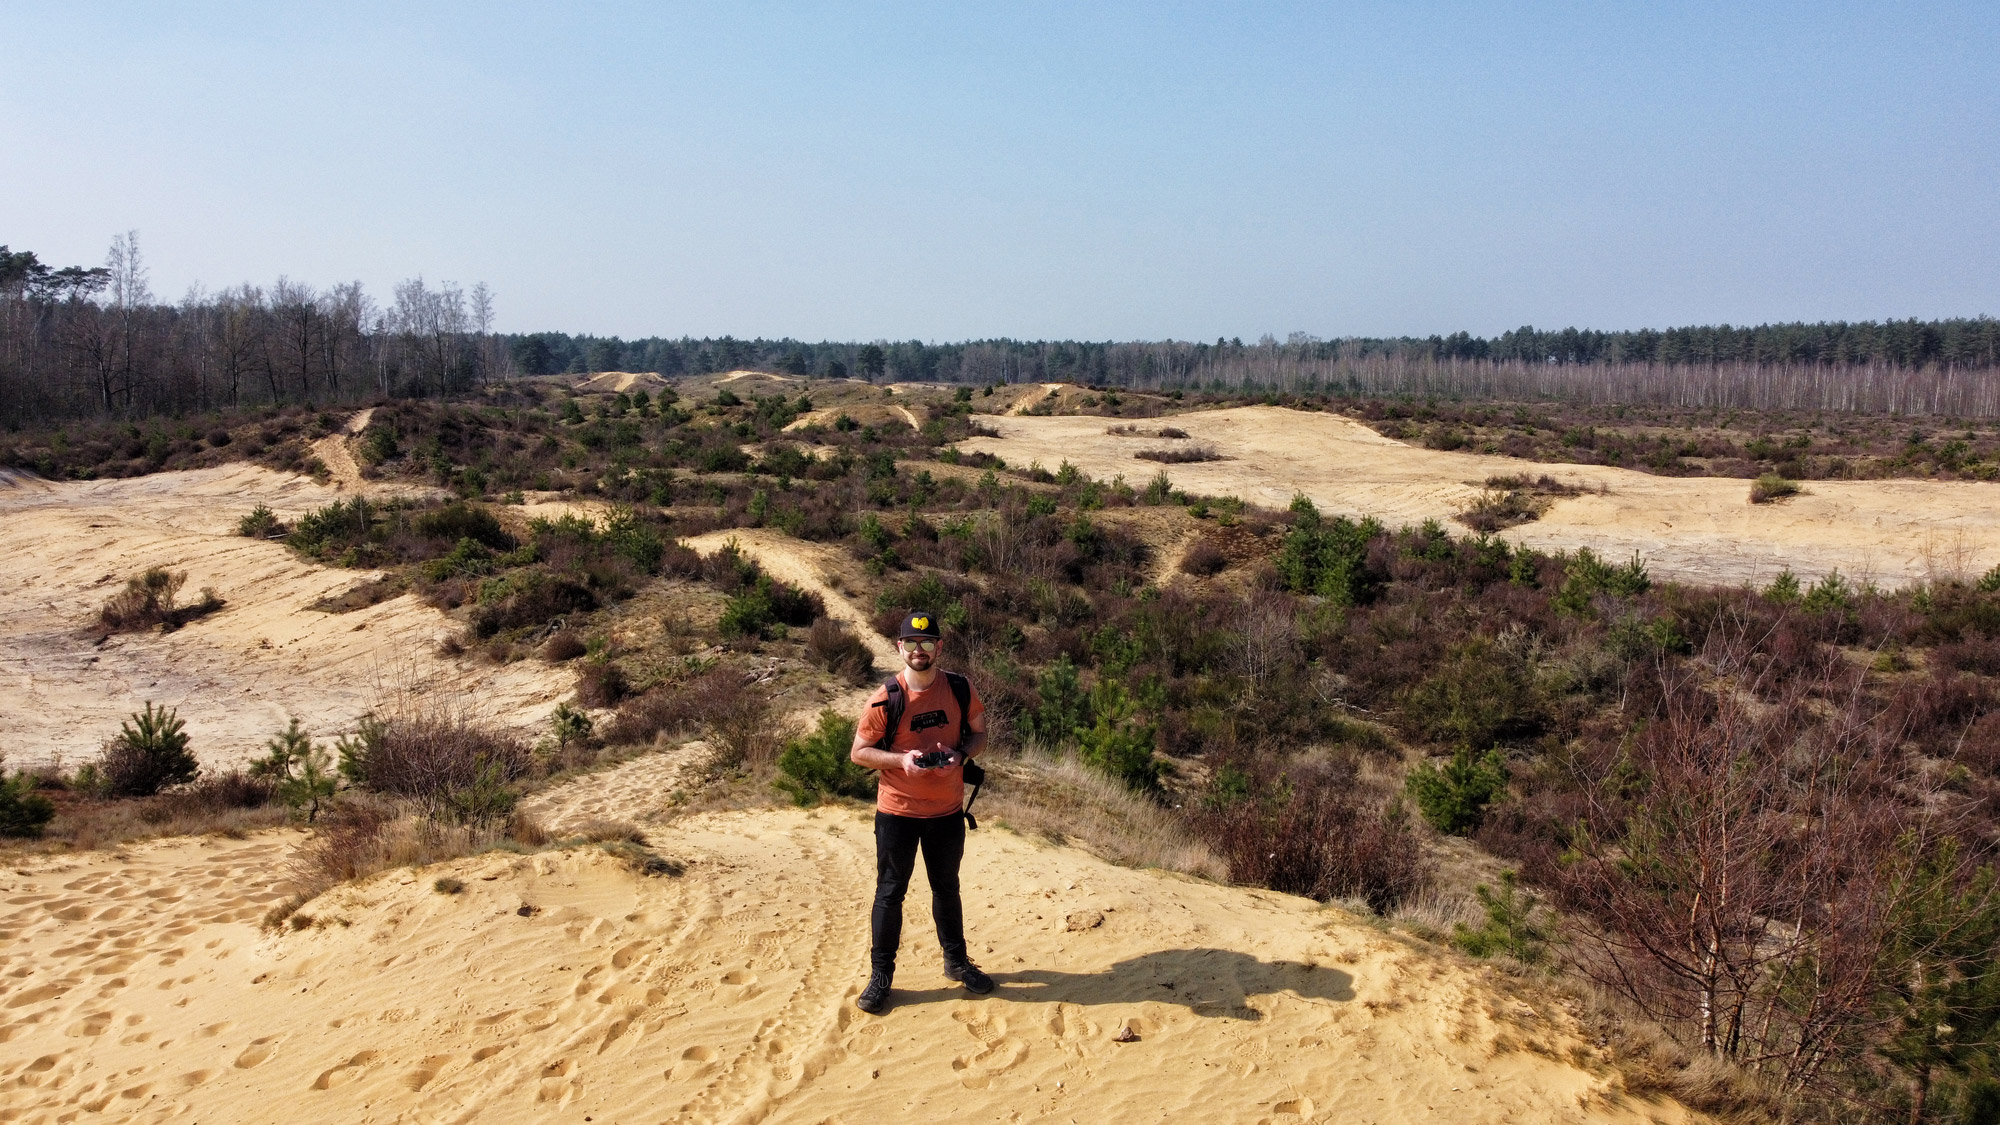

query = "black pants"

[{"left": 870, "top": 810, "right": 966, "bottom": 976}]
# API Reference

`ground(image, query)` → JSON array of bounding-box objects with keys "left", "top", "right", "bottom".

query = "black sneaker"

[
  {"left": 944, "top": 958, "right": 994, "bottom": 995},
  {"left": 855, "top": 973, "right": 892, "bottom": 1014}
]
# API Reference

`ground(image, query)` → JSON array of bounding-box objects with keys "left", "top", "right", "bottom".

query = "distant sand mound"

[
  {"left": 0, "top": 801, "right": 1699, "bottom": 1123},
  {"left": 0, "top": 464, "right": 569, "bottom": 771},
  {"left": 966, "top": 405, "right": 2000, "bottom": 587}
]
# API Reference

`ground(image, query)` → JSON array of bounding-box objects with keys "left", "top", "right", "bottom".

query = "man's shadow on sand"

[{"left": 889, "top": 948, "right": 1353, "bottom": 1020}]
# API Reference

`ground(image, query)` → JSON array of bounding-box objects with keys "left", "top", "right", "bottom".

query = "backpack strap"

[
  {"left": 944, "top": 671, "right": 973, "bottom": 751},
  {"left": 943, "top": 671, "right": 986, "bottom": 830},
  {"left": 869, "top": 675, "right": 906, "bottom": 752}
]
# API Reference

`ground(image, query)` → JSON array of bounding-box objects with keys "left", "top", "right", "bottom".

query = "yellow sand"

[
  {"left": 964, "top": 405, "right": 2000, "bottom": 587},
  {"left": 0, "top": 463, "right": 570, "bottom": 773},
  {"left": 0, "top": 797, "right": 1697, "bottom": 1124}
]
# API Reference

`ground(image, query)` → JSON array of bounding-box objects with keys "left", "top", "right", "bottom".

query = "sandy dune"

[
  {"left": 0, "top": 797, "right": 1695, "bottom": 1124},
  {"left": 0, "top": 464, "right": 571, "bottom": 772},
  {"left": 964, "top": 406, "right": 2000, "bottom": 587},
  {"left": 580, "top": 372, "right": 676, "bottom": 394},
  {"left": 1003, "top": 383, "right": 1066, "bottom": 416}
]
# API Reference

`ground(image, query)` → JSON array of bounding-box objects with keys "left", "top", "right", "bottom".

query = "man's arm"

[
  {"left": 850, "top": 735, "right": 911, "bottom": 772},
  {"left": 958, "top": 726, "right": 987, "bottom": 761}
]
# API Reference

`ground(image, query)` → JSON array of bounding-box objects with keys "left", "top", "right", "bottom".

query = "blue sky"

[{"left": 3, "top": 2, "right": 1995, "bottom": 339}]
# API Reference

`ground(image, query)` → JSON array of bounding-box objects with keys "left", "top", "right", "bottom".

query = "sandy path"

[
  {"left": 1004, "top": 383, "right": 1065, "bottom": 416},
  {"left": 680, "top": 529, "right": 898, "bottom": 666},
  {"left": 519, "top": 741, "right": 716, "bottom": 835},
  {"left": 965, "top": 406, "right": 2000, "bottom": 587},
  {"left": 0, "top": 465, "right": 571, "bottom": 772},
  {"left": 0, "top": 806, "right": 1695, "bottom": 1124}
]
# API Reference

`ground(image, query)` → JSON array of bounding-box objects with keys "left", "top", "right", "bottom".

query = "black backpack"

[{"left": 872, "top": 670, "right": 987, "bottom": 829}]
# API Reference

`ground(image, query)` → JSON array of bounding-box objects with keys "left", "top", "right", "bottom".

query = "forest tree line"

[
  {"left": 7, "top": 233, "right": 2000, "bottom": 425},
  {"left": 0, "top": 235, "right": 504, "bottom": 427}
]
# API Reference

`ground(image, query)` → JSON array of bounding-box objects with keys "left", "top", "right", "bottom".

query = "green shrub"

[
  {"left": 251, "top": 717, "right": 337, "bottom": 822},
  {"left": 1802, "top": 569, "right": 1855, "bottom": 615},
  {"left": 238, "top": 504, "right": 284, "bottom": 538},
  {"left": 103, "top": 701, "right": 199, "bottom": 797},
  {"left": 776, "top": 711, "right": 874, "bottom": 806},
  {"left": 0, "top": 773, "right": 56, "bottom": 838},
  {"left": 720, "top": 576, "right": 822, "bottom": 638},
  {"left": 1020, "top": 654, "right": 1086, "bottom": 749},
  {"left": 1551, "top": 547, "right": 1649, "bottom": 615},
  {"left": 415, "top": 502, "right": 513, "bottom": 550},
  {"left": 1450, "top": 871, "right": 1550, "bottom": 963},
  {"left": 1400, "top": 636, "right": 1538, "bottom": 748},
  {"left": 1277, "top": 495, "right": 1382, "bottom": 604},
  {"left": 1076, "top": 680, "right": 1160, "bottom": 791},
  {"left": 420, "top": 537, "right": 499, "bottom": 581},
  {"left": 1406, "top": 745, "right": 1508, "bottom": 835},
  {"left": 550, "top": 703, "right": 593, "bottom": 755},
  {"left": 288, "top": 496, "right": 375, "bottom": 555},
  {"left": 1764, "top": 568, "right": 1803, "bottom": 603}
]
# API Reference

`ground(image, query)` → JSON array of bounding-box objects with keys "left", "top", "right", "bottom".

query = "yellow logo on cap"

[{"left": 911, "top": 616, "right": 929, "bottom": 630}]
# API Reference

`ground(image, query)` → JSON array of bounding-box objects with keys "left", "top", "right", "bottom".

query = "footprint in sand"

[
  {"left": 950, "top": 1003, "right": 1028, "bottom": 1088},
  {"left": 403, "top": 1054, "right": 455, "bottom": 1091},
  {"left": 597, "top": 1018, "right": 633, "bottom": 1054},
  {"left": 64, "top": 1011, "right": 115, "bottom": 1038},
  {"left": 537, "top": 1059, "right": 578, "bottom": 1104},
  {"left": 234, "top": 1036, "right": 280, "bottom": 1069},
  {"left": 667, "top": 1044, "right": 717, "bottom": 1080},
  {"left": 312, "top": 1049, "right": 380, "bottom": 1090}
]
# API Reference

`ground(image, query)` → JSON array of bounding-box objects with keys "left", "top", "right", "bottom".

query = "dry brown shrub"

[
  {"left": 98, "top": 567, "right": 225, "bottom": 633},
  {"left": 540, "top": 630, "right": 588, "bottom": 662},
  {"left": 603, "top": 664, "right": 771, "bottom": 753},
  {"left": 574, "top": 660, "right": 630, "bottom": 706},
  {"left": 805, "top": 617, "right": 875, "bottom": 683},
  {"left": 1179, "top": 538, "right": 1228, "bottom": 577},
  {"left": 139, "top": 771, "right": 273, "bottom": 824},
  {"left": 350, "top": 701, "right": 531, "bottom": 816},
  {"left": 1135, "top": 443, "right": 1223, "bottom": 464}
]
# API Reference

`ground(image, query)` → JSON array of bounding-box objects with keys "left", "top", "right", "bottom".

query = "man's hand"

[{"left": 901, "top": 749, "right": 928, "bottom": 775}]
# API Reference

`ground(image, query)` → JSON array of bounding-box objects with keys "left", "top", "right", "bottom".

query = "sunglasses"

[{"left": 900, "top": 639, "right": 939, "bottom": 653}]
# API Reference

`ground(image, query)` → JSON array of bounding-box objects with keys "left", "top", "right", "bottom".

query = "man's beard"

[{"left": 905, "top": 652, "right": 932, "bottom": 669}]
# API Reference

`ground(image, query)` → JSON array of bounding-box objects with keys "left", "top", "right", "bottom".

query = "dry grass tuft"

[
  {"left": 983, "top": 754, "right": 1226, "bottom": 879},
  {"left": 1135, "top": 443, "right": 1223, "bottom": 464},
  {"left": 1748, "top": 472, "right": 1802, "bottom": 504}
]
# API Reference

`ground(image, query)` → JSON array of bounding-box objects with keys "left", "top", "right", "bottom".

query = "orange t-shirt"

[{"left": 856, "top": 670, "right": 986, "bottom": 818}]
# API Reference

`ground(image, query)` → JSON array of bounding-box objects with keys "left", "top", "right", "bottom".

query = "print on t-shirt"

[{"left": 908, "top": 709, "right": 949, "bottom": 732}]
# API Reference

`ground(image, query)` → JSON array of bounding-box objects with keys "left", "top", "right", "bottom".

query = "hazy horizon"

[{"left": 5, "top": 2, "right": 1996, "bottom": 341}]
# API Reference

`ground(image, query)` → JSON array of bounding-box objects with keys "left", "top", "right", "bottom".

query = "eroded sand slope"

[
  {"left": 0, "top": 464, "right": 569, "bottom": 772},
  {"left": 964, "top": 406, "right": 2000, "bottom": 587},
  {"left": 0, "top": 800, "right": 1695, "bottom": 1125}
]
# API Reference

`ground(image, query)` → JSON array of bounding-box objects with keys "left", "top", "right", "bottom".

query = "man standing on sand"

[{"left": 849, "top": 610, "right": 993, "bottom": 1015}]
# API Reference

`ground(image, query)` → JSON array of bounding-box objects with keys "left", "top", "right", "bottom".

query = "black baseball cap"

[{"left": 897, "top": 611, "right": 942, "bottom": 639}]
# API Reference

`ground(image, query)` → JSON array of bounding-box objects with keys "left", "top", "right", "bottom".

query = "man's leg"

[
  {"left": 916, "top": 812, "right": 967, "bottom": 961},
  {"left": 869, "top": 811, "right": 922, "bottom": 978}
]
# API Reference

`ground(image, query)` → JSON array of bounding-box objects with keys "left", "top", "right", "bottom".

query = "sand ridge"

[
  {"left": 0, "top": 797, "right": 1698, "bottom": 1124},
  {"left": 964, "top": 405, "right": 2000, "bottom": 587},
  {"left": 0, "top": 463, "right": 571, "bottom": 772}
]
